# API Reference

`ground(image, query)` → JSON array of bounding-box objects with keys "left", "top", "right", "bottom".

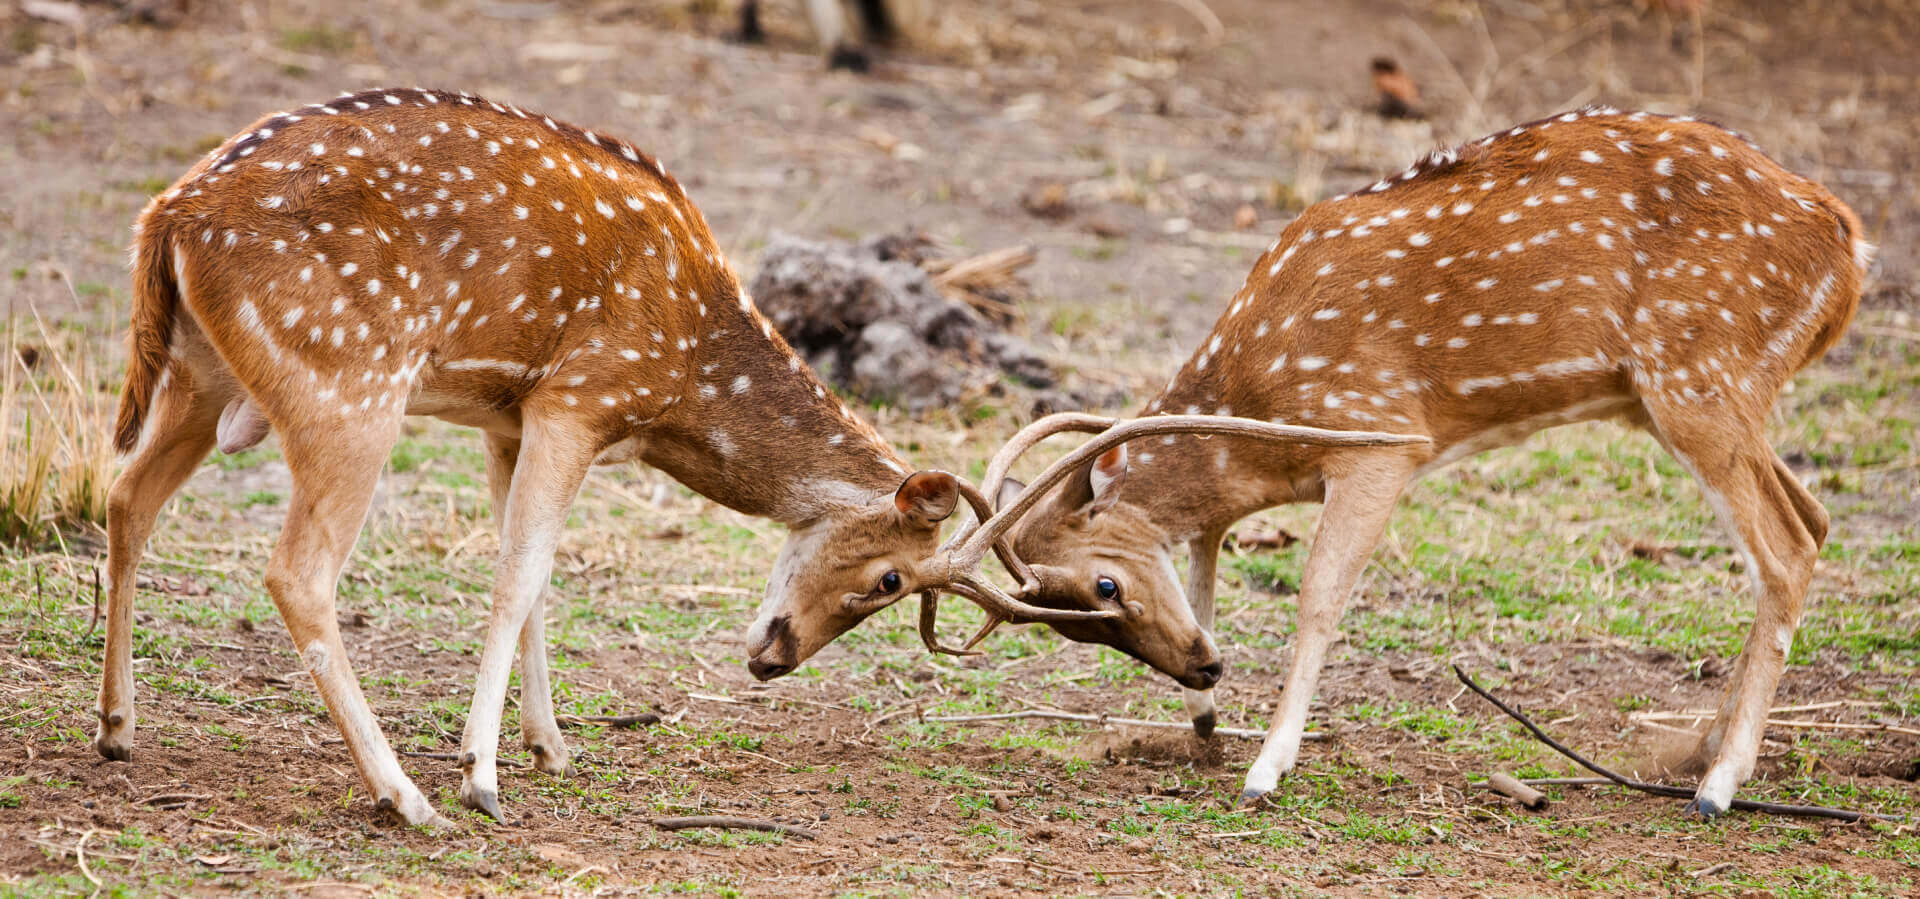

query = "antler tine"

[
  {"left": 952, "top": 571, "right": 1118, "bottom": 624},
  {"left": 917, "top": 574, "right": 1107, "bottom": 657},
  {"left": 917, "top": 591, "right": 990, "bottom": 657},
  {"left": 958, "top": 415, "right": 1432, "bottom": 565}
]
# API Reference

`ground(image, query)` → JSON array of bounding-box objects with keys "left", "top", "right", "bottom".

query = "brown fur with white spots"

[
  {"left": 987, "top": 107, "right": 1868, "bottom": 816},
  {"left": 102, "top": 88, "right": 978, "bottom": 825}
]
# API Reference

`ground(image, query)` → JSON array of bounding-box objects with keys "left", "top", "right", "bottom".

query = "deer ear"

[
  {"left": 1084, "top": 445, "right": 1128, "bottom": 517},
  {"left": 995, "top": 478, "right": 1027, "bottom": 512},
  {"left": 894, "top": 470, "right": 959, "bottom": 525}
]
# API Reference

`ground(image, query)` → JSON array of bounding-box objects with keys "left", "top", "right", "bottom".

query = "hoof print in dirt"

[{"left": 748, "top": 231, "right": 1059, "bottom": 414}]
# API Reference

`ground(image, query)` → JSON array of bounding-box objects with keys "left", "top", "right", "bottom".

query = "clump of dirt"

[{"left": 749, "top": 231, "right": 1056, "bottom": 413}]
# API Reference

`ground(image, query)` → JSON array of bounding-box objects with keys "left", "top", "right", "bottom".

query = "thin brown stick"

[
  {"left": 913, "top": 708, "right": 1325, "bottom": 742},
  {"left": 651, "top": 816, "right": 818, "bottom": 840},
  {"left": 558, "top": 712, "right": 661, "bottom": 728},
  {"left": 1452, "top": 666, "right": 1903, "bottom": 823},
  {"left": 1519, "top": 777, "right": 1613, "bottom": 787},
  {"left": 401, "top": 750, "right": 526, "bottom": 769},
  {"left": 1632, "top": 710, "right": 1920, "bottom": 738}
]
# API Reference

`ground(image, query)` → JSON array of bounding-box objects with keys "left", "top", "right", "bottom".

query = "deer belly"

[
  {"left": 1413, "top": 394, "right": 1640, "bottom": 478},
  {"left": 403, "top": 361, "right": 537, "bottom": 432}
]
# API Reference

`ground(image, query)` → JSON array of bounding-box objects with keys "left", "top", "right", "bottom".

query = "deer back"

[
  {"left": 1155, "top": 108, "right": 1869, "bottom": 458},
  {"left": 134, "top": 88, "right": 745, "bottom": 441}
]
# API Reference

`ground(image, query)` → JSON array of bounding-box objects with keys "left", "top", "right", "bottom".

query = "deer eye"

[
  {"left": 1095, "top": 576, "right": 1120, "bottom": 600},
  {"left": 877, "top": 570, "right": 903, "bottom": 595}
]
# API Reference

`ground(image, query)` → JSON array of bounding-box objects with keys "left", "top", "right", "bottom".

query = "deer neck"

[
  {"left": 1121, "top": 374, "right": 1327, "bottom": 540},
  {"left": 639, "top": 292, "right": 910, "bottom": 526}
]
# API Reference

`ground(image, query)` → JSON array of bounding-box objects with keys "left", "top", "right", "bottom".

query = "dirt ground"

[{"left": 2, "top": 0, "right": 1917, "bottom": 895}]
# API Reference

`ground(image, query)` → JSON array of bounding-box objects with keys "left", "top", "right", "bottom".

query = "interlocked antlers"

[{"left": 916, "top": 414, "right": 1433, "bottom": 654}]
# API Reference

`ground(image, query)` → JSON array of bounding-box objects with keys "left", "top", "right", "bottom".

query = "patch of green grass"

[{"left": 278, "top": 24, "right": 355, "bottom": 53}]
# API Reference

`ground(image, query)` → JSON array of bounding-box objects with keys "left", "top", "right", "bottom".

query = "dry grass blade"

[
  {"left": 924, "top": 244, "right": 1035, "bottom": 325},
  {"left": 1, "top": 290, "right": 113, "bottom": 546}
]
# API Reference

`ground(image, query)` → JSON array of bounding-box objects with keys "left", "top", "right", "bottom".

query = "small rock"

[{"left": 1021, "top": 182, "right": 1071, "bottom": 220}]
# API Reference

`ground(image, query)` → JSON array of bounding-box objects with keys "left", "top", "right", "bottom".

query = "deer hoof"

[
  {"left": 527, "top": 742, "right": 571, "bottom": 776},
  {"left": 827, "top": 44, "right": 871, "bottom": 72},
  {"left": 460, "top": 784, "right": 502, "bottom": 821},
  {"left": 1234, "top": 786, "right": 1269, "bottom": 810},
  {"left": 1684, "top": 796, "right": 1728, "bottom": 819},
  {"left": 94, "top": 733, "right": 132, "bottom": 762},
  {"left": 1191, "top": 711, "right": 1217, "bottom": 739}
]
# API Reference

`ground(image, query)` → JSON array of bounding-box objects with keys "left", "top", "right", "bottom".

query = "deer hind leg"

[
  {"left": 96, "top": 362, "right": 223, "bottom": 762},
  {"left": 1241, "top": 459, "right": 1411, "bottom": 806},
  {"left": 1183, "top": 529, "right": 1227, "bottom": 737},
  {"left": 458, "top": 418, "right": 596, "bottom": 819},
  {"left": 1645, "top": 410, "right": 1822, "bottom": 817},
  {"left": 482, "top": 432, "right": 569, "bottom": 777},
  {"left": 267, "top": 414, "right": 441, "bottom": 825}
]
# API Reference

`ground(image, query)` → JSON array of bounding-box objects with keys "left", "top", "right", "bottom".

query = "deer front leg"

[
  {"left": 1240, "top": 462, "right": 1409, "bottom": 806},
  {"left": 459, "top": 420, "right": 594, "bottom": 819},
  {"left": 1183, "top": 528, "right": 1228, "bottom": 737},
  {"left": 482, "top": 433, "right": 568, "bottom": 777}
]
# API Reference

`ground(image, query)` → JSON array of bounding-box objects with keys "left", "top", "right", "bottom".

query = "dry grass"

[{"left": 1, "top": 287, "right": 114, "bottom": 547}]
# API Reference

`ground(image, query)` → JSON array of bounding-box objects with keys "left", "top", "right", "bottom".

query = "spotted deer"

[
  {"left": 964, "top": 107, "right": 1869, "bottom": 816},
  {"left": 99, "top": 87, "right": 1108, "bottom": 826}
]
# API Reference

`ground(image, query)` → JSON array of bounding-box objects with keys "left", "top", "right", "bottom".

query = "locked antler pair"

[{"left": 912, "top": 413, "right": 1432, "bottom": 655}]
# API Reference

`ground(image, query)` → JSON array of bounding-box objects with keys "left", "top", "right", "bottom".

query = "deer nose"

[
  {"left": 745, "top": 615, "right": 797, "bottom": 680},
  {"left": 748, "top": 657, "right": 794, "bottom": 680},
  {"left": 1186, "top": 635, "right": 1225, "bottom": 688}
]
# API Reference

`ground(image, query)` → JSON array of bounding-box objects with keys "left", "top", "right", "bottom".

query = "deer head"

[{"left": 743, "top": 470, "right": 959, "bottom": 679}]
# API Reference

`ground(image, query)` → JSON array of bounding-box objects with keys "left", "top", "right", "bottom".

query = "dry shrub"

[{"left": 2, "top": 303, "right": 113, "bottom": 547}]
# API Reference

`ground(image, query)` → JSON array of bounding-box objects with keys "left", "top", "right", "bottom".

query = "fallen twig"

[
  {"left": 558, "top": 712, "right": 661, "bottom": 728},
  {"left": 1519, "top": 777, "right": 1613, "bottom": 787},
  {"left": 651, "top": 816, "right": 817, "bottom": 840},
  {"left": 914, "top": 708, "right": 1325, "bottom": 742},
  {"left": 1484, "top": 773, "right": 1549, "bottom": 810},
  {"left": 1632, "top": 710, "right": 1920, "bottom": 739},
  {"left": 137, "top": 792, "right": 212, "bottom": 807},
  {"left": 1688, "top": 861, "right": 1737, "bottom": 878},
  {"left": 988, "top": 856, "right": 1164, "bottom": 877},
  {"left": 1453, "top": 665, "right": 1902, "bottom": 823},
  {"left": 400, "top": 750, "right": 525, "bottom": 769}
]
